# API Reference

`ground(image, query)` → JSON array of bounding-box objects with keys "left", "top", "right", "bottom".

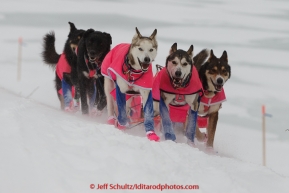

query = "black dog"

[
  {"left": 42, "top": 22, "right": 84, "bottom": 110},
  {"left": 75, "top": 29, "right": 112, "bottom": 115}
]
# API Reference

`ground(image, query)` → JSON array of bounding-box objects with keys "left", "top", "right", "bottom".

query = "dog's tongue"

[
  {"left": 141, "top": 63, "right": 150, "bottom": 70},
  {"left": 174, "top": 78, "right": 182, "bottom": 84},
  {"left": 216, "top": 85, "right": 222, "bottom": 91}
]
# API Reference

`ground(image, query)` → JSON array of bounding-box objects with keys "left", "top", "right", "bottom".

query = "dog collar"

[
  {"left": 84, "top": 54, "right": 102, "bottom": 78},
  {"left": 122, "top": 55, "right": 145, "bottom": 83},
  {"left": 204, "top": 90, "right": 217, "bottom": 96}
]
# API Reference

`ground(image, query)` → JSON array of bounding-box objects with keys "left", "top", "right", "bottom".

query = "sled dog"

[
  {"left": 75, "top": 29, "right": 112, "bottom": 115},
  {"left": 152, "top": 43, "right": 207, "bottom": 143},
  {"left": 41, "top": 22, "right": 84, "bottom": 111},
  {"left": 195, "top": 49, "right": 231, "bottom": 150},
  {"left": 101, "top": 27, "right": 160, "bottom": 141}
]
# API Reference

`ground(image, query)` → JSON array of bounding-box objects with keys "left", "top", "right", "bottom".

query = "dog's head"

[
  {"left": 166, "top": 43, "right": 194, "bottom": 89},
  {"left": 83, "top": 29, "right": 112, "bottom": 64},
  {"left": 67, "top": 22, "right": 85, "bottom": 53},
  {"left": 199, "top": 49, "right": 231, "bottom": 92},
  {"left": 128, "top": 27, "right": 158, "bottom": 72}
]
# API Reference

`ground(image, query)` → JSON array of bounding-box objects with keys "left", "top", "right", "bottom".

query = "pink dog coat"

[
  {"left": 198, "top": 88, "right": 226, "bottom": 128},
  {"left": 55, "top": 53, "right": 75, "bottom": 97},
  {"left": 152, "top": 66, "right": 203, "bottom": 123},
  {"left": 101, "top": 43, "right": 153, "bottom": 90},
  {"left": 56, "top": 54, "right": 71, "bottom": 80},
  {"left": 152, "top": 66, "right": 203, "bottom": 101},
  {"left": 200, "top": 88, "right": 226, "bottom": 109}
]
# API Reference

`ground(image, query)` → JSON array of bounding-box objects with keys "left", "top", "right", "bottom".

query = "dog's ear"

[
  {"left": 103, "top": 32, "right": 112, "bottom": 45},
  {"left": 199, "top": 62, "right": 207, "bottom": 78},
  {"left": 227, "top": 64, "right": 231, "bottom": 79},
  {"left": 68, "top": 22, "right": 77, "bottom": 33},
  {"left": 193, "top": 49, "right": 210, "bottom": 71},
  {"left": 83, "top": 29, "right": 95, "bottom": 39},
  {"left": 135, "top": 27, "right": 142, "bottom": 38},
  {"left": 187, "top": 45, "right": 194, "bottom": 58},
  {"left": 198, "top": 62, "right": 209, "bottom": 89},
  {"left": 77, "top": 30, "right": 85, "bottom": 40},
  {"left": 149, "top": 29, "right": 157, "bottom": 39},
  {"left": 169, "top": 43, "right": 177, "bottom": 54},
  {"left": 220, "top": 50, "right": 228, "bottom": 62},
  {"left": 208, "top": 49, "right": 216, "bottom": 62}
]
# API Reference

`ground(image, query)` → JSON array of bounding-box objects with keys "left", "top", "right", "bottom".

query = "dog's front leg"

[
  {"left": 115, "top": 82, "right": 128, "bottom": 126},
  {"left": 95, "top": 76, "right": 107, "bottom": 111},
  {"left": 139, "top": 89, "right": 155, "bottom": 133},
  {"left": 185, "top": 94, "right": 199, "bottom": 144},
  {"left": 87, "top": 79, "right": 96, "bottom": 109},
  {"left": 206, "top": 111, "right": 218, "bottom": 148},
  {"left": 159, "top": 92, "right": 176, "bottom": 141},
  {"left": 104, "top": 77, "right": 115, "bottom": 118},
  {"left": 153, "top": 101, "right": 160, "bottom": 116},
  {"left": 79, "top": 78, "right": 89, "bottom": 114}
]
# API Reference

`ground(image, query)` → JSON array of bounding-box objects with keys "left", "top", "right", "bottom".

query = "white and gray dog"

[{"left": 101, "top": 27, "right": 159, "bottom": 141}]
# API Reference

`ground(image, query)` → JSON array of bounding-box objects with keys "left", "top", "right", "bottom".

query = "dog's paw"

[
  {"left": 107, "top": 116, "right": 116, "bottom": 125},
  {"left": 89, "top": 107, "right": 102, "bottom": 117},
  {"left": 146, "top": 131, "right": 160, "bottom": 142},
  {"left": 205, "top": 147, "right": 218, "bottom": 155},
  {"left": 64, "top": 106, "right": 77, "bottom": 113},
  {"left": 164, "top": 133, "right": 176, "bottom": 141},
  {"left": 115, "top": 121, "right": 128, "bottom": 130},
  {"left": 187, "top": 140, "right": 196, "bottom": 148}
]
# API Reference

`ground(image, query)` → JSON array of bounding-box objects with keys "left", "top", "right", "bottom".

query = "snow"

[{"left": 0, "top": 0, "right": 289, "bottom": 192}]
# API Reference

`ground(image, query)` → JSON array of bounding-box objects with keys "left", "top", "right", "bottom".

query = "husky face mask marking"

[
  {"left": 166, "top": 43, "right": 194, "bottom": 88},
  {"left": 201, "top": 49, "right": 231, "bottom": 92},
  {"left": 128, "top": 27, "right": 158, "bottom": 71}
]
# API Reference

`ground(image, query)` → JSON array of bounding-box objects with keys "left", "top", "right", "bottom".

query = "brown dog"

[{"left": 195, "top": 50, "right": 231, "bottom": 150}]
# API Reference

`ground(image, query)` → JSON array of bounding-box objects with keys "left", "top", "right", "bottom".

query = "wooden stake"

[
  {"left": 262, "top": 105, "right": 266, "bottom": 166},
  {"left": 17, "top": 37, "right": 22, "bottom": 82}
]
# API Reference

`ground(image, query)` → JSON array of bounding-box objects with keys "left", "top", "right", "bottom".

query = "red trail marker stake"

[{"left": 262, "top": 105, "right": 266, "bottom": 166}]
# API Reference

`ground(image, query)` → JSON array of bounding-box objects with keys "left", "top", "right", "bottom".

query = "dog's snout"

[
  {"left": 175, "top": 71, "right": 182, "bottom": 78},
  {"left": 89, "top": 50, "right": 96, "bottom": 57},
  {"left": 144, "top": 57, "right": 150, "bottom": 63},
  {"left": 217, "top": 78, "right": 223, "bottom": 84}
]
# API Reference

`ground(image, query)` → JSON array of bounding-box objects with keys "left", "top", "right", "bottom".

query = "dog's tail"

[
  {"left": 193, "top": 48, "right": 210, "bottom": 71},
  {"left": 41, "top": 31, "right": 60, "bottom": 67}
]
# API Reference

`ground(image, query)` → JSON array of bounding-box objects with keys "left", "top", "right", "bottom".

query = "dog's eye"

[
  {"left": 183, "top": 63, "right": 188, "bottom": 66},
  {"left": 172, "top": 61, "right": 177, "bottom": 65},
  {"left": 149, "top": 48, "right": 153, "bottom": 52},
  {"left": 222, "top": 69, "right": 227, "bottom": 73},
  {"left": 211, "top": 69, "right": 217, "bottom": 73},
  {"left": 139, "top": 48, "right": 143, "bottom": 51}
]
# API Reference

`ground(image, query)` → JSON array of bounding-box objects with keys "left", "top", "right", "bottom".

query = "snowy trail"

[
  {"left": 1, "top": 0, "right": 289, "bottom": 192},
  {"left": 1, "top": 89, "right": 289, "bottom": 193}
]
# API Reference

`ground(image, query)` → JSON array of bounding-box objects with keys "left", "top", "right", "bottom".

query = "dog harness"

[
  {"left": 101, "top": 43, "right": 153, "bottom": 90},
  {"left": 75, "top": 47, "right": 99, "bottom": 78},
  {"left": 84, "top": 54, "right": 100, "bottom": 78},
  {"left": 122, "top": 56, "right": 145, "bottom": 83}
]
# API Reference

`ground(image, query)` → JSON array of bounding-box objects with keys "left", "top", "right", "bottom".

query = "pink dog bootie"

[
  {"left": 115, "top": 121, "right": 127, "bottom": 130},
  {"left": 107, "top": 116, "right": 116, "bottom": 125},
  {"left": 64, "top": 106, "right": 76, "bottom": 113},
  {"left": 146, "top": 131, "right": 160, "bottom": 142}
]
